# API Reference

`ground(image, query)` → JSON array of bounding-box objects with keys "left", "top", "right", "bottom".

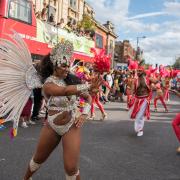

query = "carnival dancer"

[
  {"left": 129, "top": 66, "right": 152, "bottom": 137},
  {"left": 0, "top": 32, "right": 101, "bottom": 180},
  {"left": 125, "top": 71, "right": 135, "bottom": 109},
  {"left": 153, "top": 81, "right": 168, "bottom": 112},
  {"left": 23, "top": 43, "right": 103, "bottom": 180},
  {"left": 89, "top": 71, "right": 111, "bottom": 120},
  {"left": 169, "top": 89, "right": 180, "bottom": 154},
  {"left": 89, "top": 48, "right": 112, "bottom": 121},
  {"left": 163, "top": 76, "right": 171, "bottom": 101}
]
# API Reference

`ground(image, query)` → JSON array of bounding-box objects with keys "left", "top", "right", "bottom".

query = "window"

[
  {"left": 54, "top": 0, "right": 57, "bottom": 6},
  {"left": 48, "top": 5, "right": 56, "bottom": 23},
  {"left": 110, "top": 40, "right": 113, "bottom": 50},
  {"left": 95, "top": 33, "right": 103, "bottom": 49},
  {"left": 8, "top": 0, "right": 32, "bottom": 24},
  {"left": 70, "top": 0, "right": 77, "bottom": 10}
]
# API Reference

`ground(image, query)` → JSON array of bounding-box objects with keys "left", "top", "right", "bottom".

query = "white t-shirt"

[{"left": 106, "top": 74, "right": 113, "bottom": 87}]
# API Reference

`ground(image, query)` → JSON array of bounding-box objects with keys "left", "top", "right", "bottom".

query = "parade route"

[{"left": 0, "top": 94, "right": 180, "bottom": 180}]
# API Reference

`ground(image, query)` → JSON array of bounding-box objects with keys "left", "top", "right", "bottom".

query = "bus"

[{"left": 0, "top": 0, "right": 95, "bottom": 62}]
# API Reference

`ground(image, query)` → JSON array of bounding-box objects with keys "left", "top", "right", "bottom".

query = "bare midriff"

[
  {"left": 156, "top": 89, "right": 163, "bottom": 97},
  {"left": 48, "top": 110, "right": 72, "bottom": 125},
  {"left": 136, "top": 77, "right": 149, "bottom": 97}
]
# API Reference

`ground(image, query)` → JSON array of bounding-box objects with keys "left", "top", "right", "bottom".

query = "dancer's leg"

[
  {"left": 95, "top": 94, "right": 105, "bottom": 114},
  {"left": 154, "top": 97, "right": 158, "bottom": 110},
  {"left": 134, "top": 100, "right": 147, "bottom": 135},
  {"left": 90, "top": 96, "right": 96, "bottom": 117},
  {"left": 62, "top": 126, "right": 81, "bottom": 180},
  {"left": 23, "top": 124, "right": 61, "bottom": 180},
  {"left": 159, "top": 96, "right": 168, "bottom": 111},
  {"left": 172, "top": 113, "right": 180, "bottom": 142}
]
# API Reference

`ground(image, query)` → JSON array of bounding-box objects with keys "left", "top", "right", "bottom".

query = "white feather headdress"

[
  {"left": 50, "top": 39, "right": 74, "bottom": 67},
  {"left": 0, "top": 31, "right": 42, "bottom": 137}
]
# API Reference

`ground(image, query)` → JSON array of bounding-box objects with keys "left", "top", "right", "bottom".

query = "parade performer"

[
  {"left": 0, "top": 31, "right": 42, "bottom": 138},
  {"left": 89, "top": 48, "right": 112, "bottom": 120},
  {"left": 0, "top": 32, "right": 101, "bottom": 180},
  {"left": 153, "top": 81, "right": 168, "bottom": 112},
  {"left": 145, "top": 66, "right": 157, "bottom": 101},
  {"left": 129, "top": 65, "right": 153, "bottom": 137},
  {"left": 89, "top": 71, "right": 111, "bottom": 120},
  {"left": 170, "top": 90, "right": 180, "bottom": 154},
  {"left": 125, "top": 71, "right": 135, "bottom": 109},
  {"left": 163, "top": 76, "right": 171, "bottom": 101},
  {"left": 159, "top": 65, "right": 171, "bottom": 101}
]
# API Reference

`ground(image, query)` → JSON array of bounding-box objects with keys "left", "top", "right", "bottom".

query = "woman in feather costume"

[{"left": 0, "top": 32, "right": 101, "bottom": 180}]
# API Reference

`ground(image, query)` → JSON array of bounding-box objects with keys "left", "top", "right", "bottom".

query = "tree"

[
  {"left": 173, "top": 57, "right": 180, "bottom": 69},
  {"left": 77, "top": 14, "right": 95, "bottom": 31}
]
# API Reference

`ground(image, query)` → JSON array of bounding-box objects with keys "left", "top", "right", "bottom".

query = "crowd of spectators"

[{"left": 33, "top": 3, "right": 95, "bottom": 40}]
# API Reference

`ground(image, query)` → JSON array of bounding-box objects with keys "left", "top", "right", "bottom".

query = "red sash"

[{"left": 130, "top": 96, "right": 150, "bottom": 120}]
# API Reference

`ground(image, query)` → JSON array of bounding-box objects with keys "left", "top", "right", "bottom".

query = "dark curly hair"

[
  {"left": 39, "top": 53, "right": 82, "bottom": 85},
  {"left": 39, "top": 53, "right": 54, "bottom": 83}
]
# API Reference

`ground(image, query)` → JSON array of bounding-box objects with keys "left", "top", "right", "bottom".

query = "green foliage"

[
  {"left": 173, "top": 57, "right": 180, "bottom": 69},
  {"left": 77, "top": 14, "right": 95, "bottom": 30}
]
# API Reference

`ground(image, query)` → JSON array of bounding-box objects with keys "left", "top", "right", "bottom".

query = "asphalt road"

[{"left": 0, "top": 94, "right": 180, "bottom": 180}]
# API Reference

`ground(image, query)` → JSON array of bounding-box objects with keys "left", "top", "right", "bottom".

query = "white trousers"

[{"left": 134, "top": 100, "right": 147, "bottom": 132}]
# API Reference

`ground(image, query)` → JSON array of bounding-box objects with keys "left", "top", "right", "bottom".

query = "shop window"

[{"left": 8, "top": 0, "right": 32, "bottom": 24}]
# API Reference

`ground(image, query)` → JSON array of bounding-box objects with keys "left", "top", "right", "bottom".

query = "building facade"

[
  {"left": 114, "top": 40, "right": 136, "bottom": 67},
  {"left": 83, "top": 1, "right": 95, "bottom": 18},
  {"left": 94, "top": 20, "right": 117, "bottom": 68},
  {"left": 32, "top": 0, "right": 118, "bottom": 66},
  {"left": 32, "top": 0, "right": 85, "bottom": 24},
  {"left": 103, "top": 21, "right": 117, "bottom": 67}
]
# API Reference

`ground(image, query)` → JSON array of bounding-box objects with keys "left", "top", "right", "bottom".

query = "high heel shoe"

[
  {"left": 88, "top": 115, "right": 95, "bottom": 120},
  {"left": 101, "top": 113, "right": 107, "bottom": 121}
]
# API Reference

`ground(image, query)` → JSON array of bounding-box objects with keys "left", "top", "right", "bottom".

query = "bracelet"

[
  {"left": 82, "top": 103, "right": 91, "bottom": 115},
  {"left": 77, "top": 84, "right": 91, "bottom": 92}
]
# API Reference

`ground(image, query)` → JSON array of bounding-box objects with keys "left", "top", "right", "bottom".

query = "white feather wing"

[{"left": 0, "top": 31, "right": 42, "bottom": 135}]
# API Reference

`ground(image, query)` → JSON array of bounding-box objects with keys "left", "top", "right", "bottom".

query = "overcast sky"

[{"left": 86, "top": 0, "right": 180, "bottom": 66}]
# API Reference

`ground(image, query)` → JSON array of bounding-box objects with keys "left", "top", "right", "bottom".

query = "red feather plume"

[{"left": 90, "top": 48, "right": 111, "bottom": 73}]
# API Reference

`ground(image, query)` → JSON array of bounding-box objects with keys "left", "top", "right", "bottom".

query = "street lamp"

[
  {"left": 136, "top": 36, "right": 146, "bottom": 50},
  {"left": 136, "top": 36, "right": 146, "bottom": 60}
]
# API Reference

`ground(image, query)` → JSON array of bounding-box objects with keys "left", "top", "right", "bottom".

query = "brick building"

[{"left": 114, "top": 40, "right": 136, "bottom": 67}]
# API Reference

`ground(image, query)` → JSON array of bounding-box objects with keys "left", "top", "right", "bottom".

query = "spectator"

[
  {"left": 41, "top": 3, "right": 48, "bottom": 21},
  {"left": 33, "top": 4, "right": 36, "bottom": 13},
  {"left": 105, "top": 71, "right": 113, "bottom": 101},
  {"left": 118, "top": 74, "right": 125, "bottom": 102},
  {"left": 84, "top": 29, "right": 91, "bottom": 39},
  {"left": 78, "top": 27, "right": 84, "bottom": 36},
  {"left": 56, "top": 18, "right": 65, "bottom": 29},
  {"left": 31, "top": 88, "right": 43, "bottom": 122},
  {"left": 20, "top": 96, "right": 35, "bottom": 128},
  {"left": 35, "top": 11, "right": 41, "bottom": 19},
  {"left": 64, "top": 21, "right": 72, "bottom": 32},
  {"left": 31, "top": 62, "right": 43, "bottom": 122},
  {"left": 72, "top": 19, "right": 77, "bottom": 33},
  {"left": 49, "top": 13, "right": 55, "bottom": 25}
]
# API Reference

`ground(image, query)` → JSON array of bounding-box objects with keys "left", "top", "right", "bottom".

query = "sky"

[{"left": 86, "top": 0, "right": 180, "bottom": 66}]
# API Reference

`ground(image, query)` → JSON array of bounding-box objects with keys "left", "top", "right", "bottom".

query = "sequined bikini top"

[{"left": 44, "top": 76, "right": 77, "bottom": 112}]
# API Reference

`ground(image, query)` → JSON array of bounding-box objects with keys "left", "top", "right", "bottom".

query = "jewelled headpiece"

[{"left": 50, "top": 40, "right": 74, "bottom": 67}]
